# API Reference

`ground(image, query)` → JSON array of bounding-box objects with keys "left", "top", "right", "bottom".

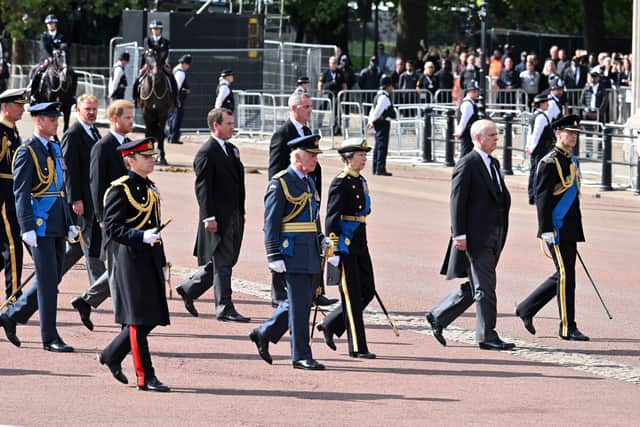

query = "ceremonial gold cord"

[
  {"left": 278, "top": 177, "right": 311, "bottom": 223},
  {"left": 552, "top": 158, "right": 580, "bottom": 196},
  {"left": 24, "top": 146, "right": 55, "bottom": 197}
]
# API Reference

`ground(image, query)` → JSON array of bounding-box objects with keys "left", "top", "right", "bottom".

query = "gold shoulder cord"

[
  {"left": 0, "top": 135, "right": 8, "bottom": 164},
  {"left": 104, "top": 181, "right": 161, "bottom": 230},
  {"left": 278, "top": 176, "right": 311, "bottom": 223},
  {"left": 552, "top": 158, "right": 579, "bottom": 196},
  {"left": 21, "top": 145, "right": 55, "bottom": 197}
]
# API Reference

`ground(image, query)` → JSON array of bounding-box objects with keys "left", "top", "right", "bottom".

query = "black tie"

[
  {"left": 302, "top": 125, "right": 311, "bottom": 136},
  {"left": 90, "top": 126, "right": 101, "bottom": 142},
  {"left": 489, "top": 158, "right": 502, "bottom": 192},
  {"left": 123, "top": 136, "right": 131, "bottom": 144},
  {"left": 224, "top": 141, "right": 231, "bottom": 157}
]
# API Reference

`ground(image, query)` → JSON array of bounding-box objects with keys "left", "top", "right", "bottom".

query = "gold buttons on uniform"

[
  {"left": 356, "top": 194, "right": 360, "bottom": 199},
  {"left": 36, "top": 218, "right": 43, "bottom": 226},
  {"left": 283, "top": 239, "right": 289, "bottom": 248},
  {"left": 358, "top": 205, "right": 362, "bottom": 209},
  {"left": 352, "top": 185, "right": 356, "bottom": 189}
]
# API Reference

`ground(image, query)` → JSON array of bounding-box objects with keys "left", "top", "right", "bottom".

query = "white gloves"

[
  {"left": 541, "top": 232, "right": 555, "bottom": 244},
  {"left": 67, "top": 225, "right": 79, "bottom": 241},
  {"left": 143, "top": 228, "right": 160, "bottom": 245},
  {"left": 321, "top": 236, "right": 334, "bottom": 252},
  {"left": 22, "top": 230, "right": 38, "bottom": 248},
  {"left": 327, "top": 255, "right": 340, "bottom": 267},
  {"left": 268, "top": 260, "right": 286, "bottom": 273}
]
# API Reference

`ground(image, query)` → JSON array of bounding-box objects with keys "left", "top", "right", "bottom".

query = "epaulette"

[
  {"left": 109, "top": 175, "right": 130, "bottom": 187},
  {"left": 336, "top": 170, "right": 348, "bottom": 179},
  {"left": 272, "top": 169, "right": 287, "bottom": 179}
]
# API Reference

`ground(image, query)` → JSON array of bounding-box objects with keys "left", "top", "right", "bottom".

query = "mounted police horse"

[
  {"left": 30, "top": 48, "right": 77, "bottom": 131},
  {"left": 138, "top": 48, "right": 175, "bottom": 165}
]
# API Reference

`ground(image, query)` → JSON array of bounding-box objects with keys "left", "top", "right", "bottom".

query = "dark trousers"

[
  {"left": 373, "top": 120, "right": 390, "bottom": 174},
  {"left": 322, "top": 251, "right": 375, "bottom": 354},
  {"left": 101, "top": 324, "right": 156, "bottom": 386},
  {"left": 429, "top": 226, "right": 505, "bottom": 342},
  {"left": 168, "top": 106, "right": 184, "bottom": 144},
  {"left": 0, "top": 200, "right": 23, "bottom": 298},
  {"left": 460, "top": 135, "right": 474, "bottom": 158},
  {"left": 177, "top": 212, "right": 243, "bottom": 315},
  {"left": 516, "top": 240, "right": 577, "bottom": 335},
  {"left": 527, "top": 154, "right": 544, "bottom": 205},
  {"left": 62, "top": 215, "right": 108, "bottom": 307},
  {"left": 259, "top": 272, "right": 315, "bottom": 361},
  {"left": 271, "top": 271, "right": 287, "bottom": 302},
  {"left": 6, "top": 237, "right": 65, "bottom": 343}
]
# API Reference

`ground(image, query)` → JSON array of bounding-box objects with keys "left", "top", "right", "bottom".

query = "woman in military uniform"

[
  {"left": 317, "top": 139, "right": 377, "bottom": 359},
  {"left": 98, "top": 137, "right": 171, "bottom": 392}
]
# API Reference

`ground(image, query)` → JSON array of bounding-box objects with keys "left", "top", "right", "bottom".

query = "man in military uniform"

[
  {"left": 317, "top": 139, "right": 377, "bottom": 359},
  {"left": 249, "top": 134, "right": 332, "bottom": 370},
  {"left": 454, "top": 80, "right": 481, "bottom": 158},
  {"left": 516, "top": 115, "right": 590, "bottom": 341},
  {"left": 367, "top": 76, "right": 395, "bottom": 176},
  {"left": 0, "top": 88, "right": 28, "bottom": 300},
  {"left": 0, "top": 102, "right": 77, "bottom": 352},
  {"left": 318, "top": 56, "right": 347, "bottom": 135},
  {"left": 168, "top": 54, "right": 192, "bottom": 145},
  {"left": 108, "top": 52, "right": 129, "bottom": 100},
  {"left": 214, "top": 69, "right": 235, "bottom": 112},
  {"left": 98, "top": 137, "right": 171, "bottom": 392},
  {"left": 293, "top": 76, "right": 310, "bottom": 95},
  {"left": 525, "top": 93, "right": 554, "bottom": 205}
]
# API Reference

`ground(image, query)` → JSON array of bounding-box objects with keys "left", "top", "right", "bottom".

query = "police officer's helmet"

[
  {"left": 149, "top": 20, "right": 163, "bottom": 29},
  {"left": 379, "top": 75, "right": 392, "bottom": 89},
  {"left": 44, "top": 14, "right": 58, "bottom": 24}
]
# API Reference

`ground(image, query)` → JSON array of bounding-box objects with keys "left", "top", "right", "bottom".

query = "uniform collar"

[
  {"left": 555, "top": 143, "right": 573, "bottom": 157},
  {"left": 343, "top": 165, "right": 360, "bottom": 178},
  {"left": 0, "top": 116, "right": 14, "bottom": 129}
]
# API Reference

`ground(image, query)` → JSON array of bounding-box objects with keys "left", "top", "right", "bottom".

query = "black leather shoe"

[
  {"left": 292, "top": 359, "right": 325, "bottom": 370},
  {"left": 349, "top": 351, "right": 376, "bottom": 359},
  {"left": 378, "top": 171, "right": 393, "bottom": 176},
  {"left": 168, "top": 140, "right": 183, "bottom": 145},
  {"left": 217, "top": 310, "right": 251, "bottom": 323},
  {"left": 316, "top": 323, "right": 336, "bottom": 351},
  {"left": 425, "top": 312, "right": 446, "bottom": 347},
  {"left": 515, "top": 309, "right": 536, "bottom": 335},
  {"left": 138, "top": 376, "right": 170, "bottom": 392},
  {"left": 560, "top": 326, "right": 590, "bottom": 341},
  {"left": 157, "top": 157, "right": 169, "bottom": 166},
  {"left": 478, "top": 337, "right": 516, "bottom": 351},
  {"left": 176, "top": 287, "right": 198, "bottom": 317},
  {"left": 43, "top": 338, "right": 74, "bottom": 353},
  {"left": 0, "top": 313, "right": 21, "bottom": 347},
  {"left": 316, "top": 295, "right": 338, "bottom": 306},
  {"left": 249, "top": 329, "right": 272, "bottom": 365},
  {"left": 97, "top": 353, "right": 128, "bottom": 384},
  {"left": 71, "top": 296, "right": 94, "bottom": 331}
]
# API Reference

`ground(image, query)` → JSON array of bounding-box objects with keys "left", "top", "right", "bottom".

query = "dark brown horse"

[
  {"left": 138, "top": 49, "right": 175, "bottom": 165},
  {"left": 30, "top": 49, "right": 77, "bottom": 131}
]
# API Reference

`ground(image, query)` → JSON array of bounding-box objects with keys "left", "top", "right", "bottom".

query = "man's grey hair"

[
  {"left": 470, "top": 119, "right": 495, "bottom": 140},
  {"left": 288, "top": 92, "right": 311, "bottom": 109}
]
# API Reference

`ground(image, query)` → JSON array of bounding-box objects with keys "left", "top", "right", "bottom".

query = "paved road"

[{"left": 1, "top": 125, "right": 638, "bottom": 426}]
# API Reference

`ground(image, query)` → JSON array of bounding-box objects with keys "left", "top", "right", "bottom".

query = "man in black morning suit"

[
  {"left": 425, "top": 119, "right": 515, "bottom": 351},
  {"left": 267, "top": 92, "right": 335, "bottom": 307},
  {"left": 60, "top": 94, "right": 107, "bottom": 331},
  {"left": 175, "top": 108, "right": 249, "bottom": 322}
]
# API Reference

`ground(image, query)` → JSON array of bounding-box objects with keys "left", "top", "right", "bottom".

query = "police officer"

[
  {"left": 109, "top": 52, "right": 129, "bottom": 100},
  {"left": 367, "top": 75, "right": 395, "bottom": 176},
  {"left": 293, "top": 76, "right": 310, "bottom": 95},
  {"left": 168, "top": 54, "right": 192, "bottom": 145},
  {"left": 525, "top": 93, "right": 554, "bottom": 205},
  {"left": 39, "top": 15, "right": 65, "bottom": 66},
  {"left": 0, "top": 102, "right": 77, "bottom": 352},
  {"left": 317, "top": 138, "right": 377, "bottom": 359},
  {"left": 214, "top": 69, "right": 235, "bottom": 112},
  {"left": 516, "top": 115, "right": 590, "bottom": 341},
  {"left": 546, "top": 77, "right": 567, "bottom": 120},
  {"left": 249, "top": 134, "right": 332, "bottom": 370},
  {"left": 98, "top": 137, "right": 171, "bottom": 392},
  {"left": 0, "top": 88, "right": 28, "bottom": 300},
  {"left": 455, "top": 80, "right": 481, "bottom": 157}
]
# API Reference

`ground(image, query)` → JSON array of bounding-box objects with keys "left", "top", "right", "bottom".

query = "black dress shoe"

[
  {"left": 292, "top": 359, "right": 325, "bottom": 370},
  {"left": 349, "top": 351, "right": 376, "bottom": 359},
  {"left": 43, "top": 338, "right": 74, "bottom": 353},
  {"left": 478, "top": 337, "right": 516, "bottom": 351},
  {"left": 560, "top": 326, "right": 590, "bottom": 341},
  {"left": 138, "top": 376, "right": 170, "bottom": 392},
  {"left": 515, "top": 309, "right": 536, "bottom": 335},
  {"left": 425, "top": 312, "right": 446, "bottom": 347},
  {"left": 71, "top": 296, "right": 94, "bottom": 331},
  {"left": 0, "top": 313, "right": 21, "bottom": 347},
  {"left": 168, "top": 140, "right": 183, "bottom": 145},
  {"left": 176, "top": 287, "right": 198, "bottom": 317},
  {"left": 217, "top": 310, "right": 251, "bottom": 323},
  {"left": 249, "top": 329, "right": 272, "bottom": 364},
  {"left": 316, "top": 295, "right": 338, "bottom": 306},
  {"left": 97, "top": 353, "right": 128, "bottom": 384},
  {"left": 316, "top": 324, "right": 336, "bottom": 351},
  {"left": 157, "top": 157, "right": 169, "bottom": 166},
  {"left": 378, "top": 171, "right": 393, "bottom": 176}
]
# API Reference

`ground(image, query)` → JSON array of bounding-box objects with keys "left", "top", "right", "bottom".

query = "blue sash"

[{"left": 551, "top": 156, "right": 579, "bottom": 244}]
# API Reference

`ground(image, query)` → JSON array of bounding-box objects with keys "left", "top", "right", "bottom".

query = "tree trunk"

[
  {"left": 583, "top": 0, "right": 605, "bottom": 53},
  {"left": 396, "top": 0, "right": 427, "bottom": 60}
]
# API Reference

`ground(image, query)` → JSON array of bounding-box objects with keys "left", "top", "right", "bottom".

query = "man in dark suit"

[
  {"left": 61, "top": 94, "right": 107, "bottom": 331},
  {"left": 562, "top": 57, "right": 588, "bottom": 90},
  {"left": 425, "top": 119, "right": 515, "bottom": 351},
  {"left": 175, "top": 108, "right": 249, "bottom": 322},
  {"left": 267, "top": 92, "right": 335, "bottom": 307}
]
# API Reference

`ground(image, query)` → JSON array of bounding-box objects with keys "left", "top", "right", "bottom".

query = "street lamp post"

[{"left": 477, "top": 0, "right": 487, "bottom": 112}]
